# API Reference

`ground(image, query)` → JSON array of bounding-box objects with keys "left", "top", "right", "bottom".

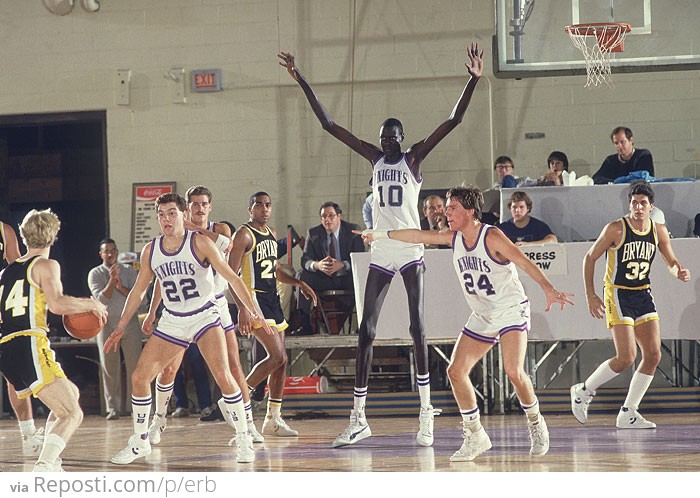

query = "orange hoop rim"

[{"left": 565, "top": 22, "right": 631, "bottom": 36}]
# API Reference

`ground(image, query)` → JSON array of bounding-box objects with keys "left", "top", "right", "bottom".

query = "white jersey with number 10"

[{"left": 371, "top": 153, "right": 422, "bottom": 249}]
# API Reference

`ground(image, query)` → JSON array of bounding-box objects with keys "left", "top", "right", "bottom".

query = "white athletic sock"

[
  {"left": 19, "top": 419, "right": 36, "bottom": 436},
  {"left": 220, "top": 392, "right": 247, "bottom": 434},
  {"left": 244, "top": 402, "right": 254, "bottom": 422},
  {"left": 37, "top": 433, "right": 65, "bottom": 465},
  {"left": 521, "top": 398, "right": 541, "bottom": 423},
  {"left": 622, "top": 371, "right": 654, "bottom": 411},
  {"left": 584, "top": 359, "right": 619, "bottom": 392},
  {"left": 353, "top": 386, "right": 367, "bottom": 414},
  {"left": 416, "top": 373, "right": 431, "bottom": 407},
  {"left": 154, "top": 380, "right": 174, "bottom": 418},
  {"left": 131, "top": 395, "right": 152, "bottom": 436},
  {"left": 266, "top": 398, "right": 282, "bottom": 418},
  {"left": 460, "top": 407, "right": 482, "bottom": 432}
]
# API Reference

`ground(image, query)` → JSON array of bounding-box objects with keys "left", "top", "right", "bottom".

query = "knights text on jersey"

[
  {"left": 0, "top": 255, "right": 49, "bottom": 340},
  {"left": 452, "top": 226, "right": 527, "bottom": 315},
  {"left": 240, "top": 223, "right": 278, "bottom": 294},
  {"left": 150, "top": 230, "right": 216, "bottom": 315},
  {"left": 605, "top": 218, "right": 657, "bottom": 290}
]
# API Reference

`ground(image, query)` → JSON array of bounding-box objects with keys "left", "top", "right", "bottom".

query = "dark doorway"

[{"left": 0, "top": 110, "right": 108, "bottom": 308}]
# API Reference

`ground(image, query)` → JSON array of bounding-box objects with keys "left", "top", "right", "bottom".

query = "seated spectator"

[
  {"left": 536, "top": 151, "right": 569, "bottom": 186},
  {"left": 492, "top": 155, "right": 520, "bottom": 188},
  {"left": 498, "top": 191, "right": 558, "bottom": 246},
  {"left": 593, "top": 126, "right": 654, "bottom": 184},
  {"left": 420, "top": 194, "right": 450, "bottom": 249},
  {"left": 295, "top": 201, "right": 365, "bottom": 334}
]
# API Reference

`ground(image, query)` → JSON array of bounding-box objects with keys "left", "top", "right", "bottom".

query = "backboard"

[{"left": 494, "top": 0, "right": 700, "bottom": 79}]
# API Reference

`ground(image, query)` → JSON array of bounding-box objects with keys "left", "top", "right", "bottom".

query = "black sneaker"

[{"left": 200, "top": 406, "right": 224, "bottom": 422}]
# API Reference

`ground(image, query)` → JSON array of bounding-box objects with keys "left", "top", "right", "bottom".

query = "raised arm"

[
  {"left": 278, "top": 51, "right": 382, "bottom": 163},
  {"left": 655, "top": 224, "right": 690, "bottom": 282},
  {"left": 406, "top": 42, "right": 483, "bottom": 170}
]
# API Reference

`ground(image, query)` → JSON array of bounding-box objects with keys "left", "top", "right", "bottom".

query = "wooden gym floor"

[{"left": 0, "top": 412, "right": 698, "bottom": 473}]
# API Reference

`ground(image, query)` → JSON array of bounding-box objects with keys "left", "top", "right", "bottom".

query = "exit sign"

[{"left": 191, "top": 69, "right": 222, "bottom": 92}]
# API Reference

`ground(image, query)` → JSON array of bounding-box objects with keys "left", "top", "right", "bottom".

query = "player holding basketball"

[
  {"left": 228, "top": 192, "right": 316, "bottom": 438},
  {"left": 104, "top": 193, "right": 273, "bottom": 465},
  {"left": 0, "top": 209, "right": 107, "bottom": 471},
  {"left": 279, "top": 42, "right": 483, "bottom": 447},
  {"left": 359, "top": 185, "right": 573, "bottom": 460},
  {"left": 571, "top": 181, "right": 690, "bottom": 428},
  {"left": 141, "top": 185, "right": 265, "bottom": 446}
]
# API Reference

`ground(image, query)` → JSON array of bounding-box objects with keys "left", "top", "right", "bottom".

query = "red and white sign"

[
  {"left": 131, "top": 182, "right": 176, "bottom": 251},
  {"left": 191, "top": 69, "right": 222, "bottom": 92}
]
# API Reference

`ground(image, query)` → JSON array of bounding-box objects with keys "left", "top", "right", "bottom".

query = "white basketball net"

[{"left": 567, "top": 24, "right": 629, "bottom": 88}]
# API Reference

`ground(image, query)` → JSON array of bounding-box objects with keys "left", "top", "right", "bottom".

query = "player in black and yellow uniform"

[
  {"left": 229, "top": 192, "right": 316, "bottom": 437},
  {"left": 1, "top": 219, "right": 47, "bottom": 457},
  {"left": 0, "top": 209, "right": 107, "bottom": 472},
  {"left": 571, "top": 182, "right": 690, "bottom": 430}
]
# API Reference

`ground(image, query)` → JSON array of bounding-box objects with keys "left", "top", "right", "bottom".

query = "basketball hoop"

[{"left": 565, "top": 23, "right": 631, "bottom": 88}]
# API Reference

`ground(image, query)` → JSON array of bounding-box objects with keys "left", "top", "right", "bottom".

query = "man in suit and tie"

[{"left": 295, "top": 202, "right": 365, "bottom": 334}]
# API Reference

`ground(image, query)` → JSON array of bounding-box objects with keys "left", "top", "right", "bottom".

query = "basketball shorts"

[
  {"left": 0, "top": 333, "right": 67, "bottom": 399},
  {"left": 604, "top": 285, "right": 658, "bottom": 329},
  {"left": 369, "top": 240, "right": 425, "bottom": 275},
  {"left": 252, "top": 291, "right": 288, "bottom": 333},
  {"left": 154, "top": 301, "right": 223, "bottom": 348},
  {"left": 461, "top": 301, "right": 530, "bottom": 345},
  {"left": 214, "top": 294, "right": 235, "bottom": 332}
]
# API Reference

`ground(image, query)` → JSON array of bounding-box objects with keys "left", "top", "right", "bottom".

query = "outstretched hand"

[
  {"left": 465, "top": 41, "right": 484, "bottom": 79},
  {"left": 278, "top": 51, "right": 299, "bottom": 81},
  {"left": 544, "top": 287, "right": 575, "bottom": 312}
]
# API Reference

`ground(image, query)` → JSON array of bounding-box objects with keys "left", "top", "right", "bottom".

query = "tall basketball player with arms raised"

[{"left": 279, "top": 42, "right": 483, "bottom": 447}]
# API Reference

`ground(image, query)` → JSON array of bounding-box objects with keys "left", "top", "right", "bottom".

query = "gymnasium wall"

[{"left": 0, "top": 1, "right": 698, "bottom": 257}]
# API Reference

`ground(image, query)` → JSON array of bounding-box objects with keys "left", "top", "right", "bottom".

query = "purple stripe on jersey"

[
  {"left": 461, "top": 327, "right": 498, "bottom": 344},
  {"left": 484, "top": 226, "right": 510, "bottom": 266},
  {"left": 499, "top": 323, "right": 529, "bottom": 337},
  {"left": 214, "top": 293, "right": 225, "bottom": 300},
  {"left": 190, "top": 232, "right": 209, "bottom": 268},
  {"left": 399, "top": 257, "right": 425, "bottom": 273},
  {"left": 452, "top": 230, "right": 458, "bottom": 251},
  {"left": 222, "top": 323, "right": 236, "bottom": 332},
  {"left": 152, "top": 329, "right": 190, "bottom": 348},
  {"left": 149, "top": 238, "right": 156, "bottom": 270},
  {"left": 160, "top": 232, "right": 186, "bottom": 256},
  {"left": 192, "top": 319, "right": 222, "bottom": 342},
  {"left": 164, "top": 300, "right": 215, "bottom": 317},
  {"left": 462, "top": 224, "right": 485, "bottom": 252},
  {"left": 369, "top": 263, "right": 395, "bottom": 277}
]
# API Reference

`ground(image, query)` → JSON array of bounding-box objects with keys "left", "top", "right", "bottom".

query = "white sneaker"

[
  {"left": 33, "top": 458, "right": 63, "bottom": 472},
  {"left": 528, "top": 415, "right": 550, "bottom": 456},
  {"left": 332, "top": 410, "right": 371, "bottom": 448},
  {"left": 148, "top": 415, "right": 167, "bottom": 445},
  {"left": 570, "top": 383, "right": 594, "bottom": 424},
  {"left": 22, "top": 427, "right": 45, "bottom": 456},
  {"left": 171, "top": 407, "right": 189, "bottom": 418},
  {"left": 450, "top": 426, "right": 492, "bottom": 462},
  {"left": 416, "top": 404, "right": 442, "bottom": 446},
  {"left": 616, "top": 408, "right": 656, "bottom": 429},
  {"left": 261, "top": 415, "right": 299, "bottom": 437},
  {"left": 234, "top": 432, "right": 255, "bottom": 463},
  {"left": 105, "top": 410, "right": 120, "bottom": 421},
  {"left": 248, "top": 418, "right": 265, "bottom": 443},
  {"left": 111, "top": 434, "right": 152, "bottom": 465}
]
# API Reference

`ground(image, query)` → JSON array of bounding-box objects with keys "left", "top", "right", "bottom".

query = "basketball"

[{"left": 62, "top": 312, "right": 105, "bottom": 340}]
